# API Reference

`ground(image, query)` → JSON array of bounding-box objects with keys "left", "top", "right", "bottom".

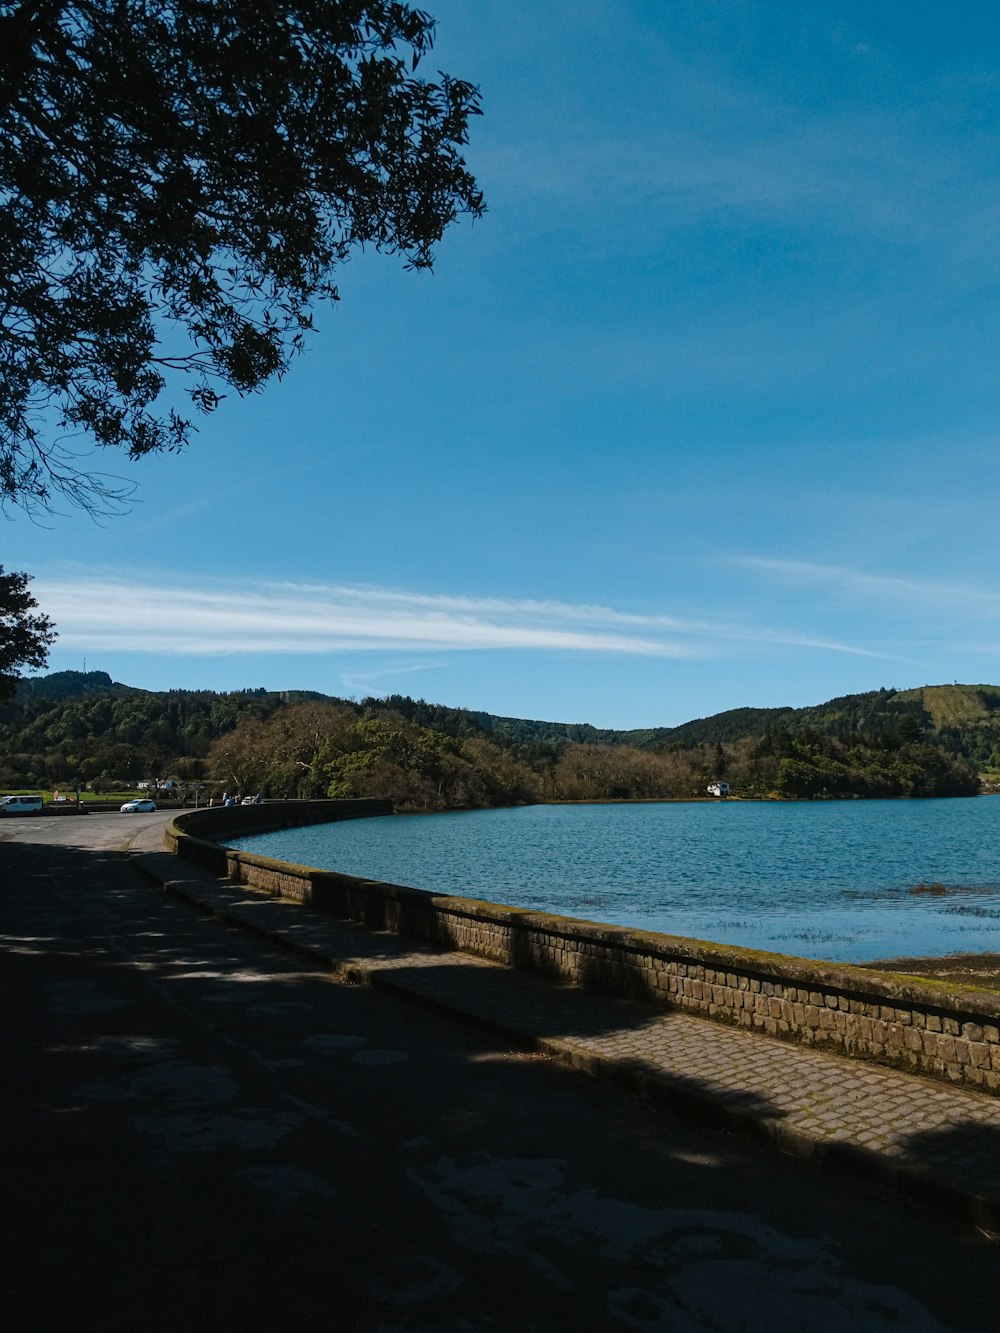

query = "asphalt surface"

[{"left": 3, "top": 812, "right": 1000, "bottom": 1331}]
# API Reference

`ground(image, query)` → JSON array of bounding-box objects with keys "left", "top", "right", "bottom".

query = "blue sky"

[{"left": 9, "top": 0, "right": 1000, "bottom": 728}]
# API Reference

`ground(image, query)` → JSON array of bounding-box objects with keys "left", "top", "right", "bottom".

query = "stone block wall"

[
  {"left": 164, "top": 798, "right": 391, "bottom": 875},
  {"left": 166, "top": 803, "right": 1000, "bottom": 1096}
]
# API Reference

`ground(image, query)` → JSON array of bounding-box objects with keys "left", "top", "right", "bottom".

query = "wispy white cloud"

[
  {"left": 32, "top": 574, "right": 885, "bottom": 662},
  {"left": 35, "top": 578, "right": 686, "bottom": 656},
  {"left": 339, "top": 663, "right": 442, "bottom": 692},
  {"left": 735, "top": 556, "right": 1000, "bottom": 617}
]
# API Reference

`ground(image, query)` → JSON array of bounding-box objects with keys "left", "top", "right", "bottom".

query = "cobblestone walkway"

[{"left": 134, "top": 846, "right": 1000, "bottom": 1228}]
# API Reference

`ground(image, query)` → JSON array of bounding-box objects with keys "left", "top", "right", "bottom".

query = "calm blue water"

[{"left": 228, "top": 799, "right": 1000, "bottom": 963}]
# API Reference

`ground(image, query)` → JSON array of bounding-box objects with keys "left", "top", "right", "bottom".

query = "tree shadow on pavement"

[
  {"left": 889, "top": 1118, "right": 1000, "bottom": 1230},
  {"left": 2, "top": 834, "right": 791, "bottom": 1132},
  {"left": 7, "top": 833, "right": 1000, "bottom": 1332}
]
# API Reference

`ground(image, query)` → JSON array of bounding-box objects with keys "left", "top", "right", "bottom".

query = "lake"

[{"left": 227, "top": 798, "right": 1000, "bottom": 964}]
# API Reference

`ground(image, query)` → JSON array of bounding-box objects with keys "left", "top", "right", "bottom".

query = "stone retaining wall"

[
  {"left": 164, "top": 799, "right": 391, "bottom": 873},
  {"left": 166, "top": 802, "right": 1000, "bottom": 1096}
]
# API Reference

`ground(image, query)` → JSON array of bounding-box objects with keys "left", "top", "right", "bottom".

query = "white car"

[{"left": 120, "top": 799, "right": 157, "bottom": 813}]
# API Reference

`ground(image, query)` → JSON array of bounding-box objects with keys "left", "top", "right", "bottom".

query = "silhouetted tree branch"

[
  {"left": 1, "top": 0, "right": 484, "bottom": 514},
  {"left": 0, "top": 566, "right": 56, "bottom": 699}
]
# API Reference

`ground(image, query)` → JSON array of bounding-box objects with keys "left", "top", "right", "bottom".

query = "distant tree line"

[{"left": 0, "top": 672, "right": 984, "bottom": 807}]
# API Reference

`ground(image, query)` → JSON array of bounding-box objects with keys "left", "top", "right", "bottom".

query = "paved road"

[{"left": 3, "top": 813, "right": 1000, "bottom": 1331}]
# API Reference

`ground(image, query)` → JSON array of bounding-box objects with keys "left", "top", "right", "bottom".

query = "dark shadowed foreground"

[{"left": 2, "top": 814, "right": 998, "bottom": 1331}]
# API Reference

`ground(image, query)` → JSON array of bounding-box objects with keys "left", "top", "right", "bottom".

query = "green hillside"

[
  {"left": 0, "top": 673, "right": 992, "bottom": 807},
  {"left": 635, "top": 685, "right": 1000, "bottom": 769},
  {"left": 894, "top": 684, "right": 1000, "bottom": 728}
]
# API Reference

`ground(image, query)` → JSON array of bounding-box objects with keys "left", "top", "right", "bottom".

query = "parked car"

[
  {"left": 120, "top": 799, "right": 157, "bottom": 813},
  {"left": 0, "top": 794, "right": 44, "bottom": 815}
]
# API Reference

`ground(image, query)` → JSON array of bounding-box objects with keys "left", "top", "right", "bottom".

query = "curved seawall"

[{"left": 166, "top": 800, "right": 1000, "bottom": 1096}]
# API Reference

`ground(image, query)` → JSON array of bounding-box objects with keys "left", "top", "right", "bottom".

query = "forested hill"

[
  {"left": 1, "top": 673, "right": 995, "bottom": 805},
  {"left": 653, "top": 685, "right": 1000, "bottom": 768},
  {"left": 12, "top": 670, "right": 133, "bottom": 701},
  {"left": 383, "top": 685, "right": 1000, "bottom": 770},
  {"left": 11, "top": 670, "right": 327, "bottom": 708}
]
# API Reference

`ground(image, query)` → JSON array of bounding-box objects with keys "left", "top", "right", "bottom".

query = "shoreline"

[{"left": 869, "top": 952, "right": 1000, "bottom": 989}]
